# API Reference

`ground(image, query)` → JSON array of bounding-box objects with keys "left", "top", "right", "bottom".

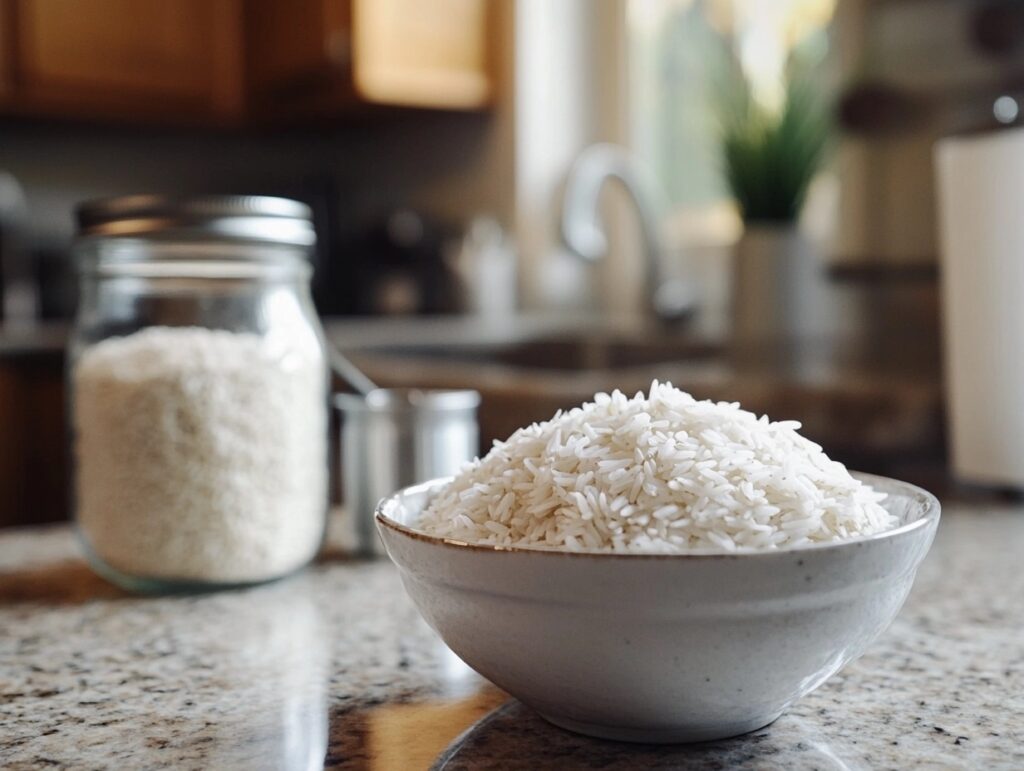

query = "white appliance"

[{"left": 936, "top": 125, "right": 1024, "bottom": 486}]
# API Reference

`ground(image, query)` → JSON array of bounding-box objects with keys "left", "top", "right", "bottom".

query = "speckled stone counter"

[{"left": 1, "top": 504, "right": 1020, "bottom": 770}]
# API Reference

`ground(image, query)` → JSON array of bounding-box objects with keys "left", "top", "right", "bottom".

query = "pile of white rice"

[
  {"left": 419, "top": 382, "right": 895, "bottom": 552},
  {"left": 74, "top": 326, "right": 327, "bottom": 582}
]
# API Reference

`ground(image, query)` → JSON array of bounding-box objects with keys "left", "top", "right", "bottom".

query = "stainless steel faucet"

[{"left": 561, "top": 143, "right": 693, "bottom": 321}]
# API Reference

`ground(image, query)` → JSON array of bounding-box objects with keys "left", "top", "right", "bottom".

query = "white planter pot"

[{"left": 731, "top": 225, "right": 823, "bottom": 343}]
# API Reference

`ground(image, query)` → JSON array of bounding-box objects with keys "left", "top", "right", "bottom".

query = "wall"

[
  {"left": 514, "top": 0, "right": 648, "bottom": 314},
  {"left": 0, "top": 117, "right": 510, "bottom": 251}
]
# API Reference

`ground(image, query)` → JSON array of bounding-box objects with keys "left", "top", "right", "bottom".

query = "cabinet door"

[
  {"left": 0, "top": 352, "right": 68, "bottom": 528},
  {"left": 353, "top": 0, "right": 491, "bottom": 109},
  {"left": 246, "top": 0, "right": 355, "bottom": 110},
  {"left": 246, "top": 0, "right": 491, "bottom": 117},
  {"left": 12, "top": 0, "right": 243, "bottom": 122}
]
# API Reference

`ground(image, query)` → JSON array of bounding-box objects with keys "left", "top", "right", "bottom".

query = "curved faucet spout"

[{"left": 560, "top": 143, "right": 694, "bottom": 321}]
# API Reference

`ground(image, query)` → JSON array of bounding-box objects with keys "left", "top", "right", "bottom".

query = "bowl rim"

[{"left": 375, "top": 471, "right": 941, "bottom": 560}]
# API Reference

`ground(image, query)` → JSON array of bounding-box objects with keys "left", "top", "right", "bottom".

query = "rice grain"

[{"left": 419, "top": 382, "right": 894, "bottom": 553}]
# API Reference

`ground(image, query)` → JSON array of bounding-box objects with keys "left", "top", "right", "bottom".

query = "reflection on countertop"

[
  {"left": 0, "top": 523, "right": 506, "bottom": 770},
  {"left": 0, "top": 504, "right": 1021, "bottom": 769}
]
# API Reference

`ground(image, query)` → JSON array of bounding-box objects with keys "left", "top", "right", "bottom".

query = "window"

[{"left": 628, "top": 0, "right": 838, "bottom": 249}]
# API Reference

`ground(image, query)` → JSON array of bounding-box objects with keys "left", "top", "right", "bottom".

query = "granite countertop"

[{"left": 1, "top": 504, "right": 1020, "bottom": 770}]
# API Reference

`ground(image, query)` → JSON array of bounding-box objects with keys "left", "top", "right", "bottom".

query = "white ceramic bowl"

[{"left": 376, "top": 473, "right": 940, "bottom": 743}]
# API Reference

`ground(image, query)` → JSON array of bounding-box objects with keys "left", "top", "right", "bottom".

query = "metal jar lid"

[
  {"left": 334, "top": 388, "right": 482, "bottom": 416},
  {"left": 75, "top": 194, "right": 316, "bottom": 247}
]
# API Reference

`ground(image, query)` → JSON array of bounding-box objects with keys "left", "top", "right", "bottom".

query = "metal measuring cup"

[{"left": 335, "top": 388, "right": 480, "bottom": 555}]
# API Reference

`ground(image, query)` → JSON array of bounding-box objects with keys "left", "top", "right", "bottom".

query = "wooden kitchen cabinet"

[
  {"left": 246, "top": 0, "right": 493, "bottom": 118},
  {"left": 0, "top": 0, "right": 492, "bottom": 126},
  {"left": 0, "top": 0, "right": 245, "bottom": 124},
  {"left": 0, "top": 350, "right": 68, "bottom": 528}
]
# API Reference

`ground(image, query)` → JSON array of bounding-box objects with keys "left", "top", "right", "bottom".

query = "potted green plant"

[{"left": 716, "top": 58, "right": 832, "bottom": 343}]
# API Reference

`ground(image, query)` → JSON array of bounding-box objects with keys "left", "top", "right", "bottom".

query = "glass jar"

[{"left": 70, "top": 195, "right": 329, "bottom": 592}]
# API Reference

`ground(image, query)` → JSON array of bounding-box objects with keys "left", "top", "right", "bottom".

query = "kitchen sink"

[
  {"left": 338, "top": 321, "right": 943, "bottom": 472},
  {"left": 359, "top": 335, "right": 721, "bottom": 371}
]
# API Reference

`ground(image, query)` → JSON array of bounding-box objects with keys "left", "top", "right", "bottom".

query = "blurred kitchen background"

[{"left": 2, "top": 0, "right": 1022, "bottom": 526}]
